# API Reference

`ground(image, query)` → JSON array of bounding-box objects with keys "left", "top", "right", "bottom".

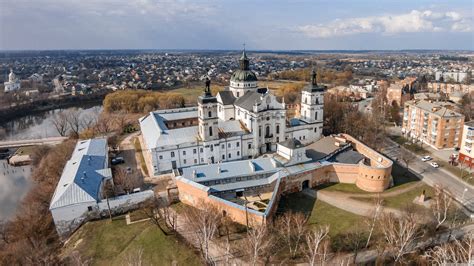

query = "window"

[
  {"left": 171, "top": 151, "right": 175, "bottom": 158},
  {"left": 276, "top": 137, "right": 279, "bottom": 142},
  {"left": 259, "top": 126, "right": 262, "bottom": 137},
  {"left": 183, "top": 151, "right": 186, "bottom": 155},
  {"left": 87, "top": 206, "right": 93, "bottom": 212},
  {"left": 222, "top": 154, "right": 225, "bottom": 160},
  {"left": 276, "top": 125, "right": 280, "bottom": 134},
  {"left": 194, "top": 159, "right": 197, "bottom": 164},
  {"left": 210, "top": 145, "right": 214, "bottom": 151},
  {"left": 228, "top": 143, "right": 231, "bottom": 148},
  {"left": 265, "top": 126, "right": 270, "bottom": 137},
  {"left": 193, "top": 149, "right": 196, "bottom": 154},
  {"left": 208, "top": 111, "right": 212, "bottom": 118},
  {"left": 209, "top": 126, "right": 213, "bottom": 136},
  {"left": 314, "top": 128, "right": 317, "bottom": 133},
  {"left": 200, "top": 148, "right": 203, "bottom": 153},
  {"left": 201, "top": 158, "right": 204, "bottom": 162},
  {"left": 237, "top": 151, "right": 240, "bottom": 156},
  {"left": 228, "top": 153, "right": 231, "bottom": 159},
  {"left": 183, "top": 159, "right": 187, "bottom": 164},
  {"left": 159, "top": 155, "right": 163, "bottom": 160},
  {"left": 315, "top": 111, "right": 318, "bottom": 120},
  {"left": 248, "top": 143, "right": 252, "bottom": 149},
  {"left": 236, "top": 142, "right": 240, "bottom": 147}
]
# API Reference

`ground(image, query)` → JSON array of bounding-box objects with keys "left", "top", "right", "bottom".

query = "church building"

[
  {"left": 4, "top": 69, "right": 21, "bottom": 92},
  {"left": 139, "top": 50, "right": 325, "bottom": 175}
]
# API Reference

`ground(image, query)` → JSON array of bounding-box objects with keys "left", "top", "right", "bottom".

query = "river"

[{"left": 0, "top": 105, "right": 101, "bottom": 220}]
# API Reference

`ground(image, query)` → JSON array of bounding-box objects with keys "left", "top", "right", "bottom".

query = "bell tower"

[
  {"left": 300, "top": 68, "right": 325, "bottom": 123},
  {"left": 198, "top": 77, "right": 219, "bottom": 141}
]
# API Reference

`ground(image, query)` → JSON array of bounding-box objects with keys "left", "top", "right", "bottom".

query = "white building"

[
  {"left": 4, "top": 69, "right": 21, "bottom": 92},
  {"left": 49, "top": 139, "right": 153, "bottom": 238},
  {"left": 140, "top": 50, "right": 326, "bottom": 175},
  {"left": 435, "top": 71, "right": 468, "bottom": 83}
]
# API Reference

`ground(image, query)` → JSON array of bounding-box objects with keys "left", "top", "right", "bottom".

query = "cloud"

[{"left": 297, "top": 10, "right": 472, "bottom": 38}]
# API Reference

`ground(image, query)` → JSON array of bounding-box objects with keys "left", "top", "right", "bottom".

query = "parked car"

[
  {"left": 111, "top": 157, "right": 125, "bottom": 165},
  {"left": 421, "top": 156, "right": 432, "bottom": 162},
  {"left": 430, "top": 162, "right": 439, "bottom": 168}
]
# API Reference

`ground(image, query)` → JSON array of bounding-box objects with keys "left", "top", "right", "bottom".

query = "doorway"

[
  {"left": 302, "top": 180, "right": 310, "bottom": 190},
  {"left": 171, "top": 161, "right": 177, "bottom": 169}
]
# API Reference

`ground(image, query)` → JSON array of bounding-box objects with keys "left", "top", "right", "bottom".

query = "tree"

[
  {"left": 65, "top": 108, "right": 83, "bottom": 138},
  {"left": 304, "top": 225, "right": 330, "bottom": 266},
  {"left": 399, "top": 148, "right": 416, "bottom": 174},
  {"left": 431, "top": 186, "right": 453, "bottom": 230},
  {"left": 276, "top": 211, "right": 307, "bottom": 259},
  {"left": 113, "top": 168, "right": 143, "bottom": 194},
  {"left": 244, "top": 223, "right": 273, "bottom": 266},
  {"left": 379, "top": 212, "right": 423, "bottom": 263},
  {"left": 425, "top": 233, "right": 473, "bottom": 265},
  {"left": 183, "top": 202, "right": 223, "bottom": 264},
  {"left": 52, "top": 111, "right": 69, "bottom": 136},
  {"left": 365, "top": 195, "right": 384, "bottom": 248}
]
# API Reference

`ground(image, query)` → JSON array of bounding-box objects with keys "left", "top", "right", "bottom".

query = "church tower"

[
  {"left": 300, "top": 68, "right": 325, "bottom": 124},
  {"left": 229, "top": 49, "right": 258, "bottom": 98},
  {"left": 198, "top": 77, "right": 219, "bottom": 141}
]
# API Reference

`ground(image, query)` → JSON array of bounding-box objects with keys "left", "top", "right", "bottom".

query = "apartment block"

[
  {"left": 458, "top": 121, "right": 474, "bottom": 168},
  {"left": 402, "top": 100, "right": 464, "bottom": 150}
]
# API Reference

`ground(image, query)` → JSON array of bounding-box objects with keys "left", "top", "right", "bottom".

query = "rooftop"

[
  {"left": 50, "top": 139, "right": 111, "bottom": 209},
  {"left": 406, "top": 100, "right": 463, "bottom": 118}
]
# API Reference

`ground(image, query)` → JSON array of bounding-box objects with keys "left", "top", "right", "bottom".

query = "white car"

[
  {"left": 421, "top": 156, "right": 432, "bottom": 162},
  {"left": 430, "top": 162, "right": 439, "bottom": 168}
]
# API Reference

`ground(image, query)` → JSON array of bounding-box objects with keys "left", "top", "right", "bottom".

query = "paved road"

[
  {"left": 0, "top": 136, "right": 68, "bottom": 148},
  {"left": 381, "top": 138, "right": 474, "bottom": 216}
]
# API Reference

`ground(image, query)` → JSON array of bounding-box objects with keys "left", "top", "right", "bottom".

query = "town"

[{"left": 1, "top": 0, "right": 473, "bottom": 265}]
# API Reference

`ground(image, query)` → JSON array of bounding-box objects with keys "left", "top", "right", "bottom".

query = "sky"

[{"left": 0, "top": 0, "right": 473, "bottom": 50}]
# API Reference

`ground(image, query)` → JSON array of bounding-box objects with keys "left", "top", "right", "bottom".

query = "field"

[
  {"left": 62, "top": 216, "right": 201, "bottom": 265},
  {"left": 277, "top": 192, "right": 365, "bottom": 237}
]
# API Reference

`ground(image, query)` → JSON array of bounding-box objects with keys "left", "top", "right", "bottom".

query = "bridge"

[{"left": 0, "top": 137, "right": 69, "bottom": 149}]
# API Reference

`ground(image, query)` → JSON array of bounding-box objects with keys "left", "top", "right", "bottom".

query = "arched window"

[
  {"left": 315, "top": 111, "right": 318, "bottom": 120},
  {"left": 209, "top": 126, "right": 213, "bottom": 136},
  {"left": 265, "top": 126, "right": 270, "bottom": 137},
  {"left": 208, "top": 111, "right": 212, "bottom": 118},
  {"left": 276, "top": 125, "right": 280, "bottom": 134}
]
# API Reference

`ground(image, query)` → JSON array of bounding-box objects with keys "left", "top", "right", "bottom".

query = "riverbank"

[{"left": 0, "top": 91, "right": 108, "bottom": 124}]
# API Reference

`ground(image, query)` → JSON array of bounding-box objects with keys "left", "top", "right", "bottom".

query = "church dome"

[
  {"left": 8, "top": 70, "right": 16, "bottom": 82},
  {"left": 231, "top": 69, "right": 258, "bottom": 82},
  {"left": 230, "top": 49, "right": 258, "bottom": 82}
]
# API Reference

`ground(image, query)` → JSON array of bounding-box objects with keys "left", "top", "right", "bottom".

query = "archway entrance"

[{"left": 302, "top": 180, "right": 310, "bottom": 190}]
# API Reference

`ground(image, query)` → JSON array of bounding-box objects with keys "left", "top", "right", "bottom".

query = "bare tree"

[
  {"left": 65, "top": 109, "right": 83, "bottom": 137},
  {"left": 380, "top": 212, "right": 423, "bottom": 263},
  {"left": 113, "top": 168, "right": 142, "bottom": 194},
  {"left": 425, "top": 233, "right": 473, "bottom": 265},
  {"left": 184, "top": 202, "right": 223, "bottom": 264},
  {"left": 431, "top": 186, "right": 453, "bottom": 230},
  {"left": 276, "top": 211, "right": 307, "bottom": 258},
  {"left": 51, "top": 111, "right": 69, "bottom": 136},
  {"left": 140, "top": 197, "right": 169, "bottom": 235},
  {"left": 305, "top": 225, "right": 330, "bottom": 266},
  {"left": 399, "top": 148, "right": 416, "bottom": 174},
  {"left": 245, "top": 224, "right": 273, "bottom": 266},
  {"left": 365, "top": 195, "right": 384, "bottom": 248}
]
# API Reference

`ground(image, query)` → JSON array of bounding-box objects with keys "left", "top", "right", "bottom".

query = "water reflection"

[
  {"left": 0, "top": 160, "right": 32, "bottom": 220},
  {"left": 0, "top": 105, "right": 102, "bottom": 141}
]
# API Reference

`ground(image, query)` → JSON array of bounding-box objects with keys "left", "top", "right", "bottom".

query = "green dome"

[{"left": 231, "top": 69, "right": 258, "bottom": 82}]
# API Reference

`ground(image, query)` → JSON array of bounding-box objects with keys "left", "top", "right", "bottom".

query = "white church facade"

[
  {"left": 139, "top": 51, "right": 325, "bottom": 175},
  {"left": 4, "top": 69, "right": 21, "bottom": 92}
]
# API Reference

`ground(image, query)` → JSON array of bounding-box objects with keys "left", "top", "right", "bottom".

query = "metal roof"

[
  {"left": 50, "top": 139, "right": 111, "bottom": 209},
  {"left": 217, "top": 90, "right": 236, "bottom": 105}
]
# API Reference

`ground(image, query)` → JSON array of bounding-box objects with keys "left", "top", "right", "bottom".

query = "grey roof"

[
  {"left": 329, "top": 149, "right": 364, "bottom": 164},
  {"left": 157, "top": 108, "right": 198, "bottom": 121},
  {"left": 231, "top": 70, "right": 258, "bottom": 82},
  {"left": 50, "top": 139, "right": 111, "bottom": 209},
  {"left": 181, "top": 157, "right": 279, "bottom": 183},
  {"left": 234, "top": 91, "right": 263, "bottom": 111},
  {"left": 217, "top": 90, "right": 236, "bottom": 105},
  {"left": 407, "top": 100, "right": 463, "bottom": 118},
  {"left": 279, "top": 138, "right": 303, "bottom": 149}
]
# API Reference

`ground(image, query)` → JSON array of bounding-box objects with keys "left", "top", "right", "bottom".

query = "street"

[{"left": 381, "top": 138, "right": 474, "bottom": 215}]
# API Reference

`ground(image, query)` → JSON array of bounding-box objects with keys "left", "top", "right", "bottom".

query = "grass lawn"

[
  {"left": 63, "top": 216, "right": 201, "bottom": 265},
  {"left": 389, "top": 135, "right": 428, "bottom": 155},
  {"left": 133, "top": 137, "right": 149, "bottom": 177},
  {"left": 277, "top": 192, "right": 365, "bottom": 237}
]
